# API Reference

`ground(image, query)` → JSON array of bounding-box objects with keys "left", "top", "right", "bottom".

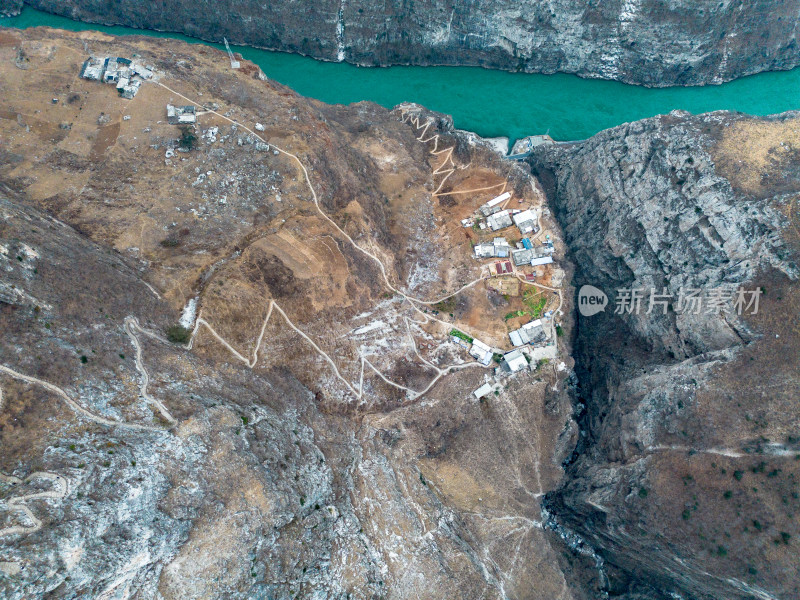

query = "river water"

[{"left": 3, "top": 7, "right": 799, "bottom": 142}]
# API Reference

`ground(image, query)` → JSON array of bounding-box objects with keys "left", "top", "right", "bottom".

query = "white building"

[
  {"left": 479, "top": 191, "right": 511, "bottom": 216},
  {"left": 167, "top": 104, "right": 197, "bottom": 125},
  {"left": 512, "top": 244, "right": 554, "bottom": 267},
  {"left": 469, "top": 339, "right": 493, "bottom": 365},
  {"left": 473, "top": 237, "right": 510, "bottom": 259},
  {"left": 119, "top": 78, "right": 142, "bottom": 99},
  {"left": 80, "top": 55, "right": 147, "bottom": 99},
  {"left": 487, "top": 210, "right": 513, "bottom": 231},
  {"left": 450, "top": 335, "right": 470, "bottom": 349},
  {"left": 530, "top": 256, "right": 553, "bottom": 267},
  {"left": 80, "top": 56, "right": 105, "bottom": 80},
  {"left": 131, "top": 63, "right": 154, "bottom": 79},
  {"left": 473, "top": 383, "right": 493, "bottom": 399},
  {"left": 501, "top": 349, "right": 528, "bottom": 373},
  {"left": 509, "top": 319, "right": 547, "bottom": 347},
  {"left": 474, "top": 243, "right": 494, "bottom": 259},
  {"left": 513, "top": 209, "right": 538, "bottom": 235},
  {"left": 103, "top": 57, "right": 120, "bottom": 82}
]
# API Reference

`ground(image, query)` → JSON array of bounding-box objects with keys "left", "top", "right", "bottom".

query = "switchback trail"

[
  {"left": 0, "top": 471, "right": 69, "bottom": 538},
  {"left": 124, "top": 317, "right": 178, "bottom": 425}
]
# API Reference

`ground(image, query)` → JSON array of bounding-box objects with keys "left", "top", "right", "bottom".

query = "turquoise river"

[{"left": 3, "top": 6, "right": 800, "bottom": 142}]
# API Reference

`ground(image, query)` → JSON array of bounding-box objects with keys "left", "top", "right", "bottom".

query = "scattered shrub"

[
  {"left": 165, "top": 324, "right": 191, "bottom": 344},
  {"left": 178, "top": 126, "right": 197, "bottom": 150}
]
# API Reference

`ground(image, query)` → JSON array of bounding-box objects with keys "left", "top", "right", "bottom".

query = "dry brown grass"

[{"left": 712, "top": 117, "right": 800, "bottom": 196}]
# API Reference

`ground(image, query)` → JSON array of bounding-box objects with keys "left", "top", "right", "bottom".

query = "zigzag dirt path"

[
  {"left": 183, "top": 300, "right": 482, "bottom": 401},
  {"left": 0, "top": 471, "right": 69, "bottom": 538},
  {"left": 399, "top": 109, "right": 508, "bottom": 199},
  {"left": 124, "top": 317, "right": 178, "bottom": 425}
]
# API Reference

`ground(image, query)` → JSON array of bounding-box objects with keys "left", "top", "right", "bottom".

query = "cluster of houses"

[
  {"left": 473, "top": 231, "right": 554, "bottom": 268},
  {"left": 450, "top": 333, "right": 493, "bottom": 366},
  {"left": 511, "top": 240, "right": 554, "bottom": 267},
  {"left": 473, "top": 237, "right": 510, "bottom": 259},
  {"left": 469, "top": 192, "right": 554, "bottom": 269},
  {"left": 455, "top": 189, "right": 558, "bottom": 386},
  {"left": 452, "top": 318, "right": 551, "bottom": 394},
  {"left": 80, "top": 55, "right": 154, "bottom": 99},
  {"left": 473, "top": 193, "right": 537, "bottom": 233},
  {"left": 471, "top": 348, "right": 531, "bottom": 399}
]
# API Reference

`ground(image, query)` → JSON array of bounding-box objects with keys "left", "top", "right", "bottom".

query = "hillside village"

[
  {"left": 447, "top": 186, "right": 563, "bottom": 398},
  {"left": 76, "top": 47, "right": 563, "bottom": 401}
]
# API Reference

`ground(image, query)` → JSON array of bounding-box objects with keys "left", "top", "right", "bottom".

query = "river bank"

[{"left": 3, "top": 7, "right": 800, "bottom": 142}]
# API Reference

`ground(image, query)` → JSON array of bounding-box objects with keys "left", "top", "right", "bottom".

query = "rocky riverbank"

[{"left": 7, "top": 0, "right": 800, "bottom": 86}]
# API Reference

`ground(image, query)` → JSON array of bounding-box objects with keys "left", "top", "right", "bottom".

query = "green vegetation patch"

[
  {"left": 523, "top": 290, "right": 547, "bottom": 318},
  {"left": 449, "top": 329, "right": 473, "bottom": 344},
  {"left": 504, "top": 310, "right": 526, "bottom": 321},
  {"left": 178, "top": 125, "right": 197, "bottom": 150}
]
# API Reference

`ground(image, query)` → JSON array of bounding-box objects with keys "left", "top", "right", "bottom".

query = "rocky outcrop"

[
  {"left": 529, "top": 111, "right": 800, "bottom": 598},
  {"left": 1, "top": 1, "right": 23, "bottom": 17},
  {"left": 19, "top": 0, "right": 800, "bottom": 86}
]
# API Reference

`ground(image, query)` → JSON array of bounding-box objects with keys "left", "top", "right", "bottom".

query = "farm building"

[
  {"left": 487, "top": 210, "right": 513, "bottom": 231},
  {"left": 167, "top": 104, "right": 197, "bottom": 125},
  {"left": 473, "top": 383, "right": 494, "bottom": 399},
  {"left": 513, "top": 209, "right": 538, "bottom": 235},
  {"left": 501, "top": 349, "right": 528, "bottom": 373},
  {"left": 530, "top": 256, "right": 553, "bottom": 267},
  {"left": 469, "top": 339, "right": 494, "bottom": 365},
  {"left": 492, "top": 260, "right": 514, "bottom": 275},
  {"left": 513, "top": 244, "right": 554, "bottom": 267},
  {"left": 80, "top": 55, "right": 151, "bottom": 99},
  {"left": 509, "top": 319, "right": 547, "bottom": 347},
  {"left": 80, "top": 56, "right": 105, "bottom": 80},
  {"left": 479, "top": 191, "right": 511, "bottom": 216},
  {"left": 473, "top": 237, "right": 511, "bottom": 259}
]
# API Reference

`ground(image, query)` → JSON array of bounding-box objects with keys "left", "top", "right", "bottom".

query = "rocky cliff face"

[
  {"left": 10, "top": 0, "right": 800, "bottom": 86},
  {"left": 530, "top": 111, "right": 800, "bottom": 598}
]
